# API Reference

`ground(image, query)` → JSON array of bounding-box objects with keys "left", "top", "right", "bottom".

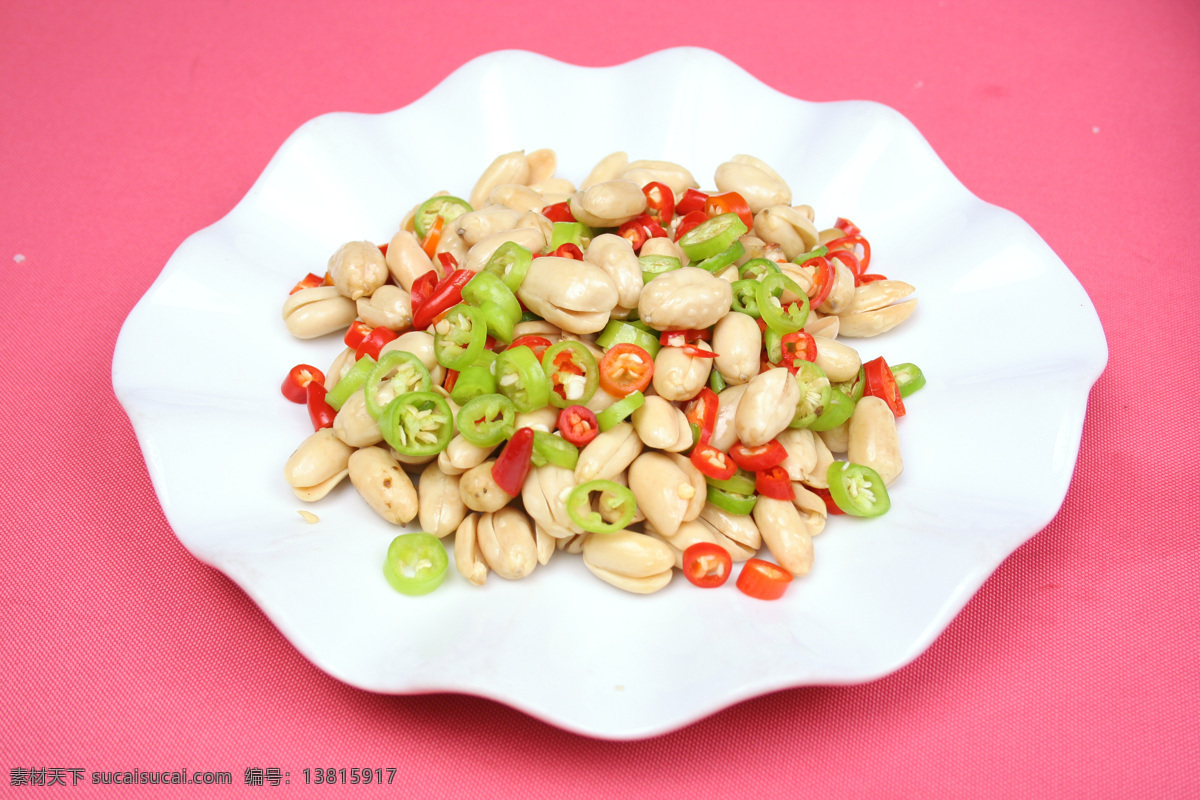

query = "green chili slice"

[
  {"left": 596, "top": 390, "right": 645, "bottom": 431},
  {"left": 789, "top": 361, "right": 832, "bottom": 429},
  {"left": 693, "top": 240, "right": 745, "bottom": 274},
  {"left": 678, "top": 212, "right": 749, "bottom": 261},
  {"left": 324, "top": 354, "right": 376, "bottom": 411},
  {"left": 547, "top": 221, "right": 592, "bottom": 253},
  {"left": 708, "top": 368, "right": 726, "bottom": 393},
  {"left": 731, "top": 279, "right": 762, "bottom": 317},
  {"left": 834, "top": 366, "right": 866, "bottom": 402},
  {"left": 808, "top": 385, "right": 856, "bottom": 431},
  {"left": 706, "top": 484, "right": 757, "bottom": 515},
  {"left": 891, "top": 362, "right": 927, "bottom": 398},
  {"left": 757, "top": 272, "right": 810, "bottom": 335},
  {"left": 494, "top": 345, "right": 551, "bottom": 413},
  {"left": 455, "top": 394, "right": 516, "bottom": 448},
  {"left": 382, "top": 532, "right": 449, "bottom": 596},
  {"left": 461, "top": 270, "right": 521, "bottom": 344},
  {"left": 567, "top": 480, "right": 637, "bottom": 534},
  {"left": 482, "top": 241, "right": 533, "bottom": 293},
  {"left": 595, "top": 319, "right": 661, "bottom": 358},
  {"left": 639, "top": 254, "right": 682, "bottom": 284},
  {"left": 433, "top": 304, "right": 487, "bottom": 371},
  {"left": 826, "top": 461, "right": 891, "bottom": 517},
  {"left": 792, "top": 245, "right": 829, "bottom": 263},
  {"left": 364, "top": 350, "right": 433, "bottom": 420},
  {"left": 380, "top": 391, "right": 453, "bottom": 457},
  {"left": 530, "top": 431, "right": 579, "bottom": 470},
  {"left": 414, "top": 196, "right": 472, "bottom": 240},
  {"left": 541, "top": 340, "right": 599, "bottom": 408},
  {"left": 449, "top": 363, "right": 497, "bottom": 405},
  {"left": 764, "top": 326, "right": 783, "bottom": 365},
  {"left": 705, "top": 468, "right": 757, "bottom": 495},
  {"left": 738, "top": 258, "right": 781, "bottom": 281}
]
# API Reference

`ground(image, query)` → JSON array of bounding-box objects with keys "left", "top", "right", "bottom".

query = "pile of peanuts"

[{"left": 281, "top": 150, "right": 918, "bottom": 594}]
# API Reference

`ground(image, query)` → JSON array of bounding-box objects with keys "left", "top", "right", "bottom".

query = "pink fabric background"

[{"left": 3, "top": 0, "right": 1198, "bottom": 795}]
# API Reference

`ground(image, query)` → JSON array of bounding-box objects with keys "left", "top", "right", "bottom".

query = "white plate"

[{"left": 113, "top": 48, "right": 1107, "bottom": 739}]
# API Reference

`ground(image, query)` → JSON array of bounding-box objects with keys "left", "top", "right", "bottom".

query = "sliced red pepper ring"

[
  {"left": 780, "top": 331, "right": 817, "bottom": 372},
  {"left": 305, "top": 382, "right": 337, "bottom": 431},
  {"left": 659, "top": 329, "right": 711, "bottom": 347},
  {"left": 800, "top": 255, "right": 836, "bottom": 309},
  {"left": 729, "top": 439, "right": 786, "bottom": 472},
  {"left": 736, "top": 558, "right": 793, "bottom": 600},
  {"left": 834, "top": 217, "right": 862, "bottom": 236},
  {"left": 809, "top": 485, "right": 846, "bottom": 515},
  {"left": 551, "top": 243, "right": 584, "bottom": 260},
  {"left": 862, "top": 355, "right": 906, "bottom": 418},
  {"left": 557, "top": 405, "right": 600, "bottom": 446},
  {"left": 282, "top": 364, "right": 325, "bottom": 404},
  {"left": 682, "top": 542, "right": 733, "bottom": 589},
  {"left": 617, "top": 214, "right": 667, "bottom": 253},
  {"left": 857, "top": 273, "right": 889, "bottom": 285},
  {"left": 642, "top": 181, "right": 675, "bottom": 227},
  {"left": 825, "top": 234, "right": 871, "bottom": 273},
  {"left": 681, "top": 344, "right": 719, "bottom": 359},
  {"left": 437, "top": 252, "right": 458, "bottom": 271},
  {"left": 289, "top": 273, "right": 324, "bottom": 295},
  {"left": 755, "top": 465, "right": 795, "bottom": 501},
  {"left": 703, "top": 191, "right": 753, "bottom": 230},
  {"left": 691, "top": 443, "right": 737, "bottom": 481},
  {"left": 676, "top": 188, "right": 709, "bottom": 216},
  {"left": 673, "top": 210, "right": 709, "bottom": 242},
  {"left": 492, "top": 427, "right": 534, "bottom": 496},
  {"left": 356, "top": 326, "right": 399, "bottom": 361},
  {"left": 409, "top": 269, "right": 440, "bottom": 312},
  {"left": 508, "top": 335, "right": 552, "bottom": 360},
  {"left": 344, "top": 320, "right": 373, "bottom": 350},
  {"left": 541, "top": 201, "right": 575, "bottom": 223},
  {"left": 412, "top": 268, "right": 474, "bottom": 330},
  {"left": 684, "top": 388, "right": 719, "bottom": 446},
  {"left": 598, "top": 343, "right": 654, "bottom": 398}
]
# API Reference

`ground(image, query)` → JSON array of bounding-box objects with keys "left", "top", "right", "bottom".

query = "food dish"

[{"left": 112, "top": 47, "right": 1107, "bottom": 739}]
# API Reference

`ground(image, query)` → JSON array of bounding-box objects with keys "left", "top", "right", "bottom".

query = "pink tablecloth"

[{"left": 3, "top": 0, "right": 1197, "bottom": 795}]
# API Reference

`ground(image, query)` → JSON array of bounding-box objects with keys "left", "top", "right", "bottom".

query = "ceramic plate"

[{"left": 112, "top": 48, "right": 1107, "bottom": 739}]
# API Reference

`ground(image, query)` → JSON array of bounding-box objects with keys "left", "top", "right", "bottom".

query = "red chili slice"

[
  {"left": 729, "top": 440, "right": 786, "bottom": 472},
  {"left": 684, "top": 387, "right": 719, "bottom": 445},
  {"left": 409, "top": 269, "right": 439, "bottom": 312},
  {"left": 800, "top": 255, "right": 836, "bottom": 309},
  {"left": 305, "top": 382, "right": 337, "bottom": 431},
  {"left": 282, "top": 364, "right": 325, "bottom": 404},
  {"left": 659, "top": 329, "right": 711, "bottom": 347},
  {"left": 508, "top": 335, "right": 552, "bottom": 360},
  {"left": 289, "top": 272, "right": 324, "bottom": 295},
  {"left": 681, "top": 344, "right": 719, "bottom": 359},
  {"left": 755, "top": 466, "right": 795, "bottom": 500},
  {"left": 825, "top": 234, "right": 871, "bottom": 273},
  {"left": 682, "top": 542, "right": 733, "bottom": 588},
  {"left": 856, "top": 273, "right": 888, "bottom": 285},
  {"left": 862, "top": 356, "right": 906, "bottom": 418},
  {"left": 437, "top": 252, "right": 459, "bottom": 271},
  {"left": 344, "top": 321, "right": 373, "bottom": 350},
  {"left": 704, "top": 191, "right": 753, "bottom": 230},
  {"left": 356, "top": 326, "right": 398, "bottom": 361},
  {"left": 598, "top": 343, "right": 654, "bottom": 397},
  {"left": 673, "top": 210, "right": 709, "bottom": 242},
  {"left": 617, "top": 214, "right": 667, "bottom": 253},
  {"left": 780, "top": 332, "right": 817, "bottom": 372},
  {"left": 834, "top": 217, "right": 861, "bottom": 236},
  {"left": 557, "top": 405, "right": 600, "bottom": 446},
  {"left": 411, "top": 268, "right": 474, "bottom": 330},
  {"left": 421, "top": 215, "right": 444, "bottom": 260},
  {"left": 691, "top": 443, "right": 737, "bottom": 480},
  {"left": 809, "top": 485, "right": 845, "bottom": 515},
  {"left": 552, "top": 243, "right": 584, "bottom": 260},
  {"left": 492, "top": 427, "right": 534, "bottom": 496},
  {"left": 736, "top": 558, "right": 793, "bottom": 600},
  {"left": 642, "top": 181, "right": 675, "bottom": 227},
  {"left": 676, "top": 188, "right": 709, "bottom": 216},
  {"left": 443, "top": 369, "right": 459, "bottom": 393},
  {"left": 542, "top": 202, "right": 576, "bottom": 223},
  {"left": 377, "top": 242, "right": 388, "bottom": 257}
]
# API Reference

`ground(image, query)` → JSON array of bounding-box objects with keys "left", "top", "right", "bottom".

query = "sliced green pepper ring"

[
  {"left": 482, "top": 241, "right": 533, "bottom": 293},
  {"left": 891, "top": 362, "right": 927, "bottom": 398},
  {"left": 324, "top": 354, "right": 376, "bottom": 411},
  {"left": 708, "top": 368, "right": 726, "bottom": 393},
  {"left": 530, "top": 431, "right": 579, "bottom": 470},
  {"left": 364, "top": 350, "right": 433, "bottom": 420},
  {"left": 738, "top": 258, "right": 782, "bottom": 281},
  {"left": 730, "top": 280, "right": 762, "bottom": 318},
  {"left": 449, "top": 363, "right": 497, "bottom": 406},
  {"left": 678, "top": 212, "right": 750, "bottom": 261},
  {"left": 834, "top": 366, "right": 866, "bottom": 402},
  {"left": 705, "top": 468, "right": 757, "bottom": 495},
  {"left": 382, "top": 532, "right": 449, "bottom": 596},
  {"left": 567, "top": 480, "right": 637, "bottom": 534},
  {"left": 455, "top": 393, "right": 516, "bottom": 448},
  {"left": 639, "top": 254, "right": 682, "bottom": 284},
  {"left": 764, "top": 326, "right": 783, "bottom": 365},
  {"left": 793, "top": 245, "right": 829, "bottom": 263},
  {"left": 790, "top": 361, "right": 832, "bottom": 429},
  {"left": 826, "top": 461, "right": 891, "bottom": 517},
  {"left": 547, "top": 221, "right": 592, "bottom": 252},
  {"left": 706, "top": 484, "right": 757, "bottom": 515},
  {"left": 808, "top": 385, "right": 856, "bottom": 431},
  {"left": 596, "top": 390, "right": 645, "bottom": 431},
  {"left": 494, "top": 345, "right": 551, "bottom": 413},
  {"left": 461, "top": 270, "right": 521, "bottom": 344},
  {"left": 595, "top": 319, "right": 662, "bottom": 358},
  {"left": 433, "top": 304, "right": 488, "bottom": 371},
  {"left": 757, "top": 272, "right": 810, "bottom": 335},
  {"left": 542, "top": 340, "right": 599, "bottom": 409},
  {"left": 693, "top": 240, "right": 745, "bottom": 274},
  {"left": 414, "top": 196, "right": 472, "bottom": 240},
  {"left": 379, "top": 391, "right": 454, "bottom": 457}
]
